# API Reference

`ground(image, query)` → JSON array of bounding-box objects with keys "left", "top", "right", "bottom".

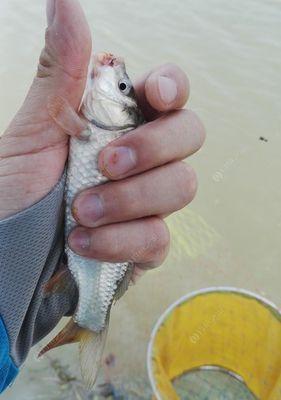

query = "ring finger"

[{"left": 68, "top": 217, "right": 170, "bottom": 269}]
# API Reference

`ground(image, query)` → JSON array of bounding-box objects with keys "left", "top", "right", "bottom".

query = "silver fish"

[{"left": 40, "top": 52, "right": 144, "bottom": 388}]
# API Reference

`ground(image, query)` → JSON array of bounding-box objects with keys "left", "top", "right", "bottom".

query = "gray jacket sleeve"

[{"left": 0, "top": 172, "right": 77, "bottom": 367}]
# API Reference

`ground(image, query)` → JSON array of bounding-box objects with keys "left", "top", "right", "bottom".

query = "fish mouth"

[{"left": 92, "top": 52, "right": 124, "bottom": 78}]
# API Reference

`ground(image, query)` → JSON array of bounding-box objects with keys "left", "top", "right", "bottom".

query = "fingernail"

[
  {"left": 73, "top": 194, "right": 104, "bottom": 224},
  {"left": 158, "top": 76, "right": 177, "bottom": 105},
  {"left": 69, "top": 229, "right": 90, "bottom": 252},
  {"left": 47, "top": 0, "right": 56, "bottom": 27},
  {"left": 101, "top": 146, "right": 137, "bottom": 177}
]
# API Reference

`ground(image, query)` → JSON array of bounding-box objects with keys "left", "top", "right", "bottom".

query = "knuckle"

[
  {"left": 175, "top": 162, "right": 198, "bottom": 207},
  {"left": 37, "top": 49, "right": 52, "bottom": 78},
  {"left": 147, "top": 218, "right": 170, "bottom": 258},
  {"left": 187, "top": 110, "right": 206, "bottom": 149},
  {"left": 37, "top": 39, "right": 56, "bottom": 79},
  {"left": 128, "top": 219, "right": 170, "bottom": 265},
  {"left": 111, "top": 181, "right": 140, "bottom": 215},
  {"left": 37, "top": 29, "right": 87, "bottom": 82},
  {"left": 108, "top": 230, "right": 122, "bottom": 258},
  {"left": 95, "top": 227, "right": 120, "bottom": 259}
]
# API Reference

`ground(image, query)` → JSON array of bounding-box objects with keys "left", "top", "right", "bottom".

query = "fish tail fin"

[
  {"left": 38, "top": 317, "right": 109, "bottom": 389},
  {"left": 79, "top": 322, "right": 109, "bottom": 389},
  {"left": 38, "top": 318, "right": 82, "bottom": 357}
]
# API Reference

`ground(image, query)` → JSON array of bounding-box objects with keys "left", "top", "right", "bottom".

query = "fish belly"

[{"left": 65, "top": 125, "right": 129, "bottom": 332}]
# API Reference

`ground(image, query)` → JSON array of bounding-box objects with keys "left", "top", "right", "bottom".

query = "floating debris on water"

[{"left": 259, "top": 136, "right": 268, "bottom": 142}]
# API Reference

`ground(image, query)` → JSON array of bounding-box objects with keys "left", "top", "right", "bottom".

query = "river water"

[{"left": 0, "top": 0, "right": 280, "bottom": 399}]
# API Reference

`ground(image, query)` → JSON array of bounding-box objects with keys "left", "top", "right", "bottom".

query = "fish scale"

[{"left": 65, "top": 125, "right": 129, "bottom": 332}]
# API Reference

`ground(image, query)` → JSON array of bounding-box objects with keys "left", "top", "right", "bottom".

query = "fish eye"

[
  {"left": 119, "top": 82, "right": 127, "bottom": 91},
  {"left": 118, "top": 79, "right": 131, "bottom": 95}
]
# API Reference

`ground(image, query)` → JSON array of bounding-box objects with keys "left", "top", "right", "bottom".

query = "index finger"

[{"left": 134, "top": 63, "right": 190, "bottom": 121}]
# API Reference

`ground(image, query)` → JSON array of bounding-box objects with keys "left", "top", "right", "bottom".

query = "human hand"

[
  {"left": 68, "top": 64, "right": 205, "bottom": 272},
  {"left": 0, "top": 0, "right": 205, "bottom": 273}
]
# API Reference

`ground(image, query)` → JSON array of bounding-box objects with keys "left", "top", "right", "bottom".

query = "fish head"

[{"left": 81, "top": 52, "right": 144, "bottom": 130}]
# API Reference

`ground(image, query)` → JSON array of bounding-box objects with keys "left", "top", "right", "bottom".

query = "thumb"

[
  {"left": 0, "top": 0, "right": 91, "bottom": 219},
  {"left": 1, "top": 0, "right": 92, "bottom": 156}
]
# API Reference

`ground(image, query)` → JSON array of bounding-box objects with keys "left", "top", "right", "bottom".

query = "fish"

[{"left": 39, "top": 52, "right": 144, "bottom": 388}]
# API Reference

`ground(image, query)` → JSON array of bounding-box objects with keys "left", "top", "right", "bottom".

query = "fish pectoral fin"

[
  {"left": 80, "top": 323, "right": 109, "bottom": 389},
  {"left": 38, "top": 318, "right": 82, "bottom": 358},
  {"left": 47, "top": 94, "right": 89, "bottom": 140},
  {"left": 43, "top": 263, "right": 72, "bottom": 297}
]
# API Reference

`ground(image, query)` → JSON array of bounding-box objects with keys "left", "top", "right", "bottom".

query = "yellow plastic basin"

[{"left": 147, "top": 287, "right": 281, "bottom": 400}]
